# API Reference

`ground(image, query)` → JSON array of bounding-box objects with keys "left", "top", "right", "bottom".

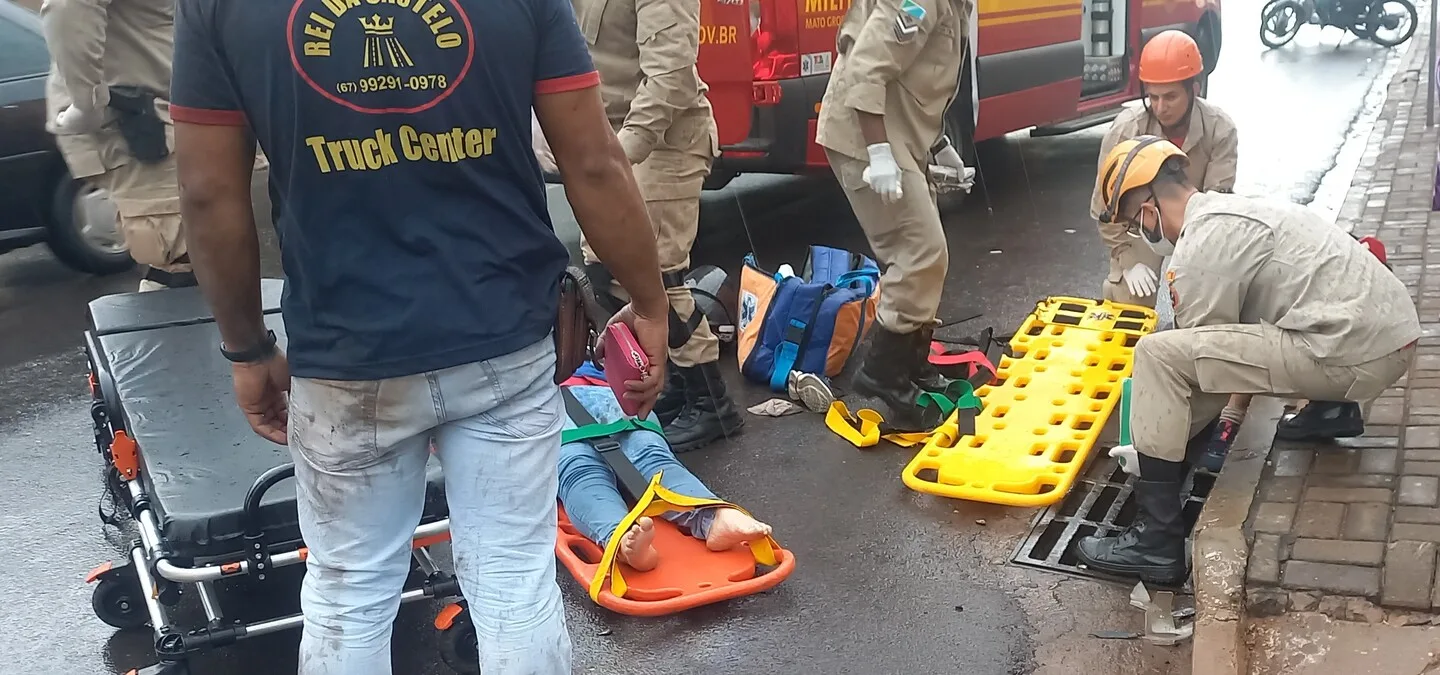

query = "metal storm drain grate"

[{"left": 1010, "top": 449, "right": 1215, "bottom": 590}]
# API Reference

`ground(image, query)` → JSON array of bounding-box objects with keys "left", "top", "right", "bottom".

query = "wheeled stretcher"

[{"left": 82, "top": 281, "right": 462, "bottom": 675}]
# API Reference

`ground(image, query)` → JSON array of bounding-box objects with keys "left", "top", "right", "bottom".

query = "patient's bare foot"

[
  {"left": 705, "top": 508, "right": 772, "bottom": 552},
  {"left": 618, "top": 517, "right": 660, "bottom": 571}
]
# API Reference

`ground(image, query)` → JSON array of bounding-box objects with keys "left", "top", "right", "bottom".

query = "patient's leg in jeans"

[
  {"left": 623, "top": 430, "right": 773, "bottom": 550},
  {"left": 558, "top": 428, "right": 772, "bottom": 565},
  {"left": 289, "top": 375, "right": 434, "bottom": 675},
  {"left": 558, "top": 440, "right": 633, "bottom": 548}
]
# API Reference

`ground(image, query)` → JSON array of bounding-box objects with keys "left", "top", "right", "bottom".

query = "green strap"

[
  {"left": 560, "top": 417, "right": 665, "bottom": 445},
  {"left": 916, "top": 380, "right": 982, "bottom": 417},
  {"left": 1119, "top": 377, "right": 1133, "bottom": 446}
]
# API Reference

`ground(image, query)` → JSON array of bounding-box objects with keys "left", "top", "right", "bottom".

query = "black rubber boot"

[
  {"left": 852, "top": 325, "right": 942, "bottom": 431},
  {"left": 652, "top": 364, "right": 687, "bottom": 426},
  {"left": 663, "top": 361, "right": 744, "bottom": 453},
  {"left": 911, "top": 323, "right": 954, "bottom": 393},
  {"left": 1074, "top": 478, "right": 1189, "bottom": 585},
  {"left": 1275, "top": 401, "right": 1365, "bottom": 441}
]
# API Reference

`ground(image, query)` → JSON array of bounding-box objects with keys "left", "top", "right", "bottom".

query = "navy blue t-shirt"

[{"left": 171, "top": 0, "right": 599, "bottom": 380}]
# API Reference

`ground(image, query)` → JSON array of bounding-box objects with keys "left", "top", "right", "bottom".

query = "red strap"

[
  {"left": 928, "top": 342, "right": 997, "bottom": 378},
  {"left": 561, "top": 375, "right": 608, "bottom": 388}
]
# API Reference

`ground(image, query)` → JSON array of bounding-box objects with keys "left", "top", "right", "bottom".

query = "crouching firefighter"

[
  {"left": 1076, "top": 137, "right": 1419, "bottom": 584},
  {"left": 41, "top": 0, "right": 193, "bottom": 291},
  {"left": 572, "top": 0, "right": 743, "bottom": 452},
  {"left": 815, "top": 0, "right": 976, "bottom": 431},
  {"left": 1089, "top": 29, "right": 1247, "bottom": 471}
]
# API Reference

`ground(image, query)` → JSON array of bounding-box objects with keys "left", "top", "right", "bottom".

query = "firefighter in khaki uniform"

[
  {"left": 41, "top": 0, "right": 192, "bottom": 291},
  {"left": 572, "top": 0, "right": 743, "bottom": 453},
  {"left": 815, "top": 0, "right": 974, "bottom": 431},
  {"left": 1076, "top": 138, "right": 1419, "bottom": 585},
  {"left": 1089, "top": 30, "right": 1258, "bottom": 470}
]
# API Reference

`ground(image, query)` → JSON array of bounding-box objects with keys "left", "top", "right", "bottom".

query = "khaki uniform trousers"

[
  {"left": 1130, "top": 323, "right": 1413, "bottom": 462},
  {"left": 581, "top": 128, "right": 719, "bottom": 368},
  {"left": 58, "top": 123, "right": 189, "bottom": 276},
  {"left": 825, "top": 148, "right": 948, "bottom": 333}
]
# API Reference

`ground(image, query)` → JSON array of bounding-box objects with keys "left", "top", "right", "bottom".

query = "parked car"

[{"left": 0, "top": 0, "right": 132, "bottom": 274}]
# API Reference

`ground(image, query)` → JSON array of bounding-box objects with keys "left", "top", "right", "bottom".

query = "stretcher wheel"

[
  {"left": 92, "top": 571, "right": 147, "bottom": 630},
  {"left": 437, "top": 606, "right": 481, "bottom": 674}
]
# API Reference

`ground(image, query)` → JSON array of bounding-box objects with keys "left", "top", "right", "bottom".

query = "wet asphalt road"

[{"left": 0, "top": 2, "right": 1407, "bottom": 673}]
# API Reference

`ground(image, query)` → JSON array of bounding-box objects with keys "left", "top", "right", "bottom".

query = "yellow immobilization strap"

[
  {"left": 825, "top": 402, "right": 883, "bottom": 446},
  {"left": 823, "top": 401, "right": 965, "bottom": 449},
  {"left": 590, "top": 472, "right": 780, "bottom": 601}
]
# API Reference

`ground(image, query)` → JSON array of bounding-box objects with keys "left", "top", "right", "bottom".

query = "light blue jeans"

[
  {"left": 557, "top": 385, "right": 718, "bottom": 547},
  {"left": 287, "top": 336, "right": 569, "bottom": 675}
]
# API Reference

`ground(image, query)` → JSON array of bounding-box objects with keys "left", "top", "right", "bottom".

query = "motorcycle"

[{"left": 1260, "top": 0, "right": 1418, "bottom": 48}]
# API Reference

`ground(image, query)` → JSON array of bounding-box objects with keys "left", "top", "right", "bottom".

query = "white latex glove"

[
  {"left": 861, "top": 142, "right": 904, "bottom": 204},
  {"left": 54, "top": 105, "right": 97, "bottom": 135},
  {"left": 1110, "top": 444, "right": 1141, "bottom": 477},
  {"left": 1122, "top": 262, "right": 1159, "bottom": 299},
  {"left": 934, "top": 136, "right": 966, "bottom": 170}
]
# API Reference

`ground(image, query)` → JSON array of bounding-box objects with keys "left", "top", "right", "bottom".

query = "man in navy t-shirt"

[{"left": 170, "top": 0, "right": 672, "bottom": 670}]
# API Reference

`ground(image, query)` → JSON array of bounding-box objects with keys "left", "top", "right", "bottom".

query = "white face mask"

[{"left": 1141, "top": 204, "right": 1175, "bottom": 257}]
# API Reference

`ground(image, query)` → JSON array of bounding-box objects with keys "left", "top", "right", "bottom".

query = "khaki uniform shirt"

[
  {"left": 40, "top": 0, "right": 174, "bottom": 179},
  {"left": 1168, "top": 193, "right": 1420, "bottom": 366},
  {"left": 573, "top": 0, "right": 715, "bottom": 164},
  {"left": 816, "top": 0, "right": 970, "bottom": 173},
  {"left": 1090, "top": 98, "right": 1238, "bottom": 262}
]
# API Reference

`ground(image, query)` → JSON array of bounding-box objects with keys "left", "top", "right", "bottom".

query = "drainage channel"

[{"left": 1010, "top": 448, "right": 1216, "bottom": 591}]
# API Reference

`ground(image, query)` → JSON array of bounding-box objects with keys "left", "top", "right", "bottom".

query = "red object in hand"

[{"left": 603, "top": 323, "right": 650, "bottom": 417}]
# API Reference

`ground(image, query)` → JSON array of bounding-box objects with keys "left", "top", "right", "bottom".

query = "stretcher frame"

[
  {"left": 901, "top": 297, "right": 1157, "bottom": 507},
  {"left": 82, "top": 320, "right": 462, "bottom": 675}
]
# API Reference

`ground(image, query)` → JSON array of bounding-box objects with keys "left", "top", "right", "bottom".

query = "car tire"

[{"left": 46, "top": 176, "right": 134, "bottom": 275}]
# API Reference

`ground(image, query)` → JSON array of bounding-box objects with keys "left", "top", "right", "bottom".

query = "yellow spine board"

[
  {"left": 591, "top": 472, "right": 781, "bottom": 601},
  {"left": 901, "top": 297, "right": 1156, "bottom": 507}
]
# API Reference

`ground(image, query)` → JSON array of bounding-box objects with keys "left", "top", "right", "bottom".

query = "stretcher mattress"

[{"left": 87, "top": 282, "right": 448, "bottom": 560}]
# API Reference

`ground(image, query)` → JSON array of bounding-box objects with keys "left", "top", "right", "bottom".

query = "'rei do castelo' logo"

[{"left": 287, "top": 0, "right": 475, "bottom": 115}]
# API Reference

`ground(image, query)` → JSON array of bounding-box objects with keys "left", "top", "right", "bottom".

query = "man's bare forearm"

[
  {"left": 858, "top": 112, "right": 888, "bottom": 146},
  {"left": 185, "top": 192, "right": 266, "bottom": 349},
  {"left": 176, "top": 125, "right": 267, "bottom": 350},
  {"left": 564, "top": 155, "right": 668, "bottom": 315}
]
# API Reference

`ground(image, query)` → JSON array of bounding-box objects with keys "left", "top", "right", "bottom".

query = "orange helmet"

[
  {"left": 1138, "top": 30, "right": 1204, "bottom": 84},
  {"left": 1097, "top": 136, "right": 1189, "bottom": 224}
]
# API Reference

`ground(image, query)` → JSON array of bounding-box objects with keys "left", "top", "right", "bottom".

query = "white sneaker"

[{"left": 786, "top": 371, "right": 834, "bottom": 413}]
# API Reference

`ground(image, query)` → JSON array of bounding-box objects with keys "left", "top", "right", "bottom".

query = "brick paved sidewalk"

[{"left": 1244, "top": 29, "right": 1440, "bottom": 616}]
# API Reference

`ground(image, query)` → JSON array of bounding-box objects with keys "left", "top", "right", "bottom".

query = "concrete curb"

[{"left": 1190, "top": 399, "right": 1283, "bottom": 675}]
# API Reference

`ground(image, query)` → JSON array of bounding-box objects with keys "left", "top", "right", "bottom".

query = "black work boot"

[
  {"left": 852, "top": 325, "right": 942, "bottom": 431},
  {"left": 911, "top": 323, "right": 954, "bottom": 394},
  {"left": 652, "top": 364, "right": 687, "bottom": 426},
  {"left": 1275, "top": 401, "right": 1365, "bottom": 441},
  {"left": 664, "top": 361, "right": 744, "bottom": 453},
  {"left": 1074, "top": 479, "right": 1189, "bottom": 585}
]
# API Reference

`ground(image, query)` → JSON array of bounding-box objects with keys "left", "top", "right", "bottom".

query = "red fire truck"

[{"left": 695, "top": 0, "right": 1224, "bottom": 186}]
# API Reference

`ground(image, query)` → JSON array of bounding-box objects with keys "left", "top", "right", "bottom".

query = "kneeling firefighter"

[
  {"left": 41, "top": 0, "right": 193, "bottom": 291},
  {"left": 815, "top": 0, "right": 976, "bottom": 431},
  {"left": 572, "top": 0, "right": 742, "bottom": 452},
  {"left": 1076, "top": 137, "right": 1419, "bottom": 585},
  {"left": 1089, "top": 29, "right": 1249, "bottom": 469}
]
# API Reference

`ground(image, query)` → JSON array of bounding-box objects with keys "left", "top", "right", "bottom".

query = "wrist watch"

[{"left": 221, "top": 330, "right": 278, "bottom": 363}]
